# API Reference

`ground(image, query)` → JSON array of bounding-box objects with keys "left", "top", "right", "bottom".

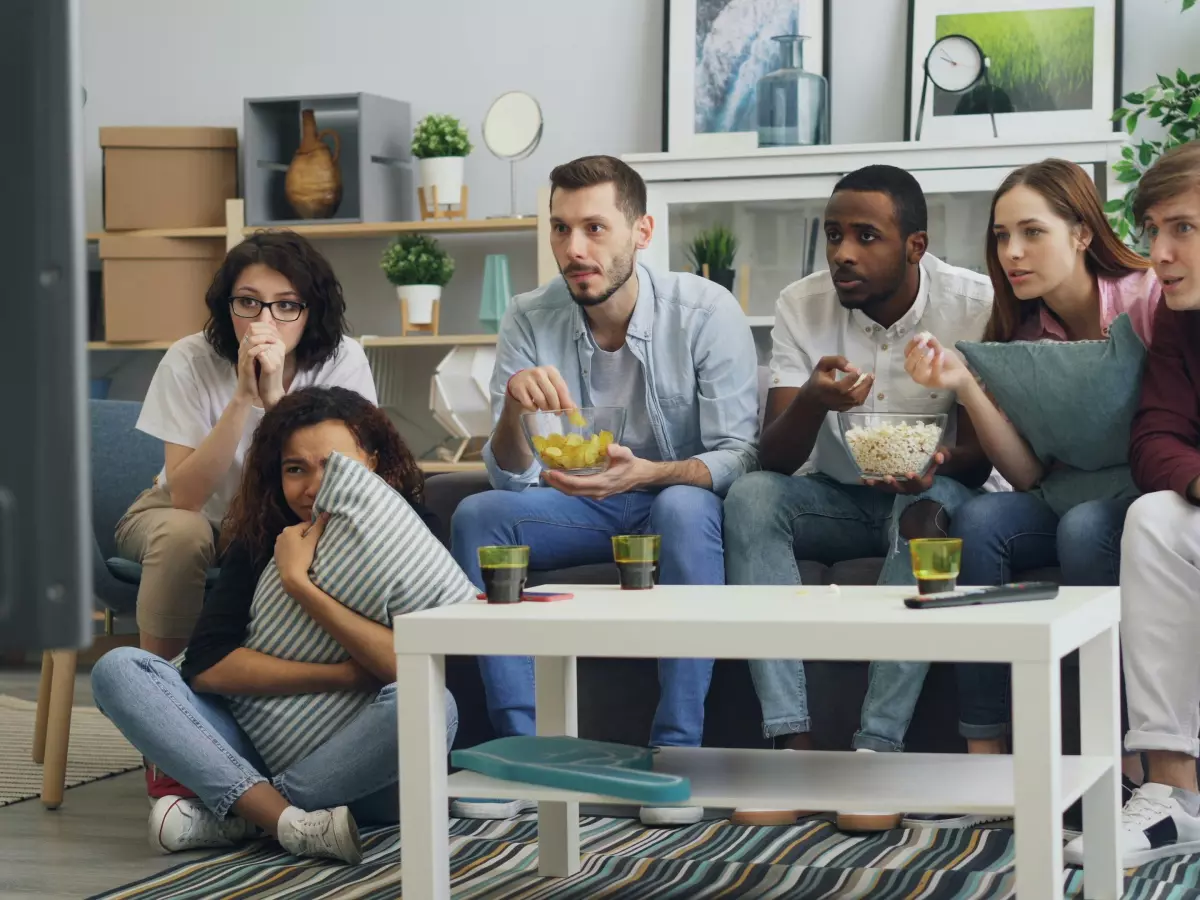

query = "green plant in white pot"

[
  {"left": 381, "top": 234, "right": 455, "bottom": 329},
  {"left": 411, "top": 114, "right": 473, "bottom": 210}
]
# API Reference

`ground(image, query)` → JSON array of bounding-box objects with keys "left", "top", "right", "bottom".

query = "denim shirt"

[{"left": 483, "top": 263, "right": 760, "bottom": 496}]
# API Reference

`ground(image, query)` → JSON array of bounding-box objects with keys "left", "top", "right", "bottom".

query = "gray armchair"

[{"left": 88, "top": 399, "right": 220, "bottom": 619}]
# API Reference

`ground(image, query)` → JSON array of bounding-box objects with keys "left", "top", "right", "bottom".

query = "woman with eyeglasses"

[{"left": 116, "top": 231, "right": 376, "bottom": 694}]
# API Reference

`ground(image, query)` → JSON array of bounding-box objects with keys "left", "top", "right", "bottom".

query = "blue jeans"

[
  {"left": 724, "top": 471, "right": 981, "bottom": 751},
  {"left": 91, "top": 646, "right": 459, "bottom": 823},
  {"left": 451, "top": 485, "right": 724, "bottom": 747},
  {"left": 951, "top": 492, "right": 1134, "bottom": 738}
]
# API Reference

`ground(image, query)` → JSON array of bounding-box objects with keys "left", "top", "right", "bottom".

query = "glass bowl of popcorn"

[
  {"left": 522, "top": 407, "right": 626, "bottom": 475},
  {"left": 837, "top": 412, "right": 948, "bottom": 480}
]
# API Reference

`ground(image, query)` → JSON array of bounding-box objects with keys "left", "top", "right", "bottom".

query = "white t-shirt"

[
  {"left": 136, "top": 333, "right": 378, "bottom": 529},
  {"left": 769, "top": 254, "right": 994, "bottom": 484},
  {"left": 587, "top": 336, "right": 661, "bottom": 462}
]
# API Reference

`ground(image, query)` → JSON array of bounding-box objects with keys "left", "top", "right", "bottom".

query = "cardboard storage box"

[
  {"left": 100, "top": 236, "right": 224, "bottom": 343},
  {"left": 101, "top": 126, "right": 238, "bottom": 230}
]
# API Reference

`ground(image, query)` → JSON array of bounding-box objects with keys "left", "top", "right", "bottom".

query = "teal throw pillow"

[
  {"left": 955, "top": 313, "right": 1147, "bottom": 472},
  {"left": 1032, "top": 465, "right": 1140, "bottom": 518}
]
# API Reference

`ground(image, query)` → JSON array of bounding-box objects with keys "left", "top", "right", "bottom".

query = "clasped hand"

[{"left": 236, "top": 322, "right": 287, "bottom": 408}]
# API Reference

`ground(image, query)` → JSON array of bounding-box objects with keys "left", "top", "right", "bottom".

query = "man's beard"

[{"left": 562, "top": 250, "right": 636, "bottom": 308}]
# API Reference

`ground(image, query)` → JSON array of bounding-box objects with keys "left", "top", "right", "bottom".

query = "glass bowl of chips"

[{"left": 521, "top": 407, "right": 627, "bottom": 475}]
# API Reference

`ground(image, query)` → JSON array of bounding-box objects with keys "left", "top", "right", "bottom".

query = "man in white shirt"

[{"left": 723, "top": 166, "right": 995, "bottom": 829}]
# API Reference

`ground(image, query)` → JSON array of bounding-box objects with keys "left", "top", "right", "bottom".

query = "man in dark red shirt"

[{"left": 1067, "top": 142, "right": 1200, "bottom": 869}]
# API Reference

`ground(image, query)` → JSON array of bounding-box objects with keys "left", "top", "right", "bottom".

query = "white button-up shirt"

[{"left": 769, "top": 253, "right": 993, "bottom": 484}]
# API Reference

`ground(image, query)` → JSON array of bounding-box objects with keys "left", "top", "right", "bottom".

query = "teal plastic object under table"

[{"left": 451, "top": 736, "right": 692, "bottom": 804}]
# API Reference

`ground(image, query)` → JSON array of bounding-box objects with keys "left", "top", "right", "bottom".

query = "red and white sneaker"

[
  {"left": 145, "top": 760, "right": 197, "bottom": 807},
  {"left": 149, "top": 796, "right": 253, "bottom": 854}
]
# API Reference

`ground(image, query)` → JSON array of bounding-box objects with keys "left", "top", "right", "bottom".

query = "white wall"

[
  {"left": 82, "top": 0, "right": 1200, "bottom": 220},
  {"left": 82, "top": 0, "right": 1200, "bottom": 448}
]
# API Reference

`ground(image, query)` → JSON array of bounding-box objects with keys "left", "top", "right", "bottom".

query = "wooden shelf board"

[
  {"left": 87, "top": 227, "right": 226, "bottom": 241},
  {"left": 360, "top": 334, "right": 498, "bottom": 348},
  {"left": 245, "top": 217, "right": 538, "bottom": 239},
  {"left": 418, "top": 461, "right": 485, "bottom": 474},
  {"left": 87, "top": 340, "right": 173, "bottom": 351}
]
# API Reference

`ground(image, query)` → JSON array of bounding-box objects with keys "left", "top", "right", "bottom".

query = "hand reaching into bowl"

[
  {"left": 506, "top": 365, "right": 578, "bottom": 414},
  {"left": 904, "top": 333, "right": 973, "bottom": 394}
]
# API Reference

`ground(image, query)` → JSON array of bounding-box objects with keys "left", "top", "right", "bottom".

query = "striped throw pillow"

[{"left": 227, "top": 451, "right": 476, "bottom": 772}]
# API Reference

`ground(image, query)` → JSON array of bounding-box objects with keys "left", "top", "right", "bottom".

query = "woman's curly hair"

[
  {"left": 203, "top": 231, "right": 349, "bottom": 371},
  {"left": 223, "top": 386, "right": 424, "bottom": 564}
]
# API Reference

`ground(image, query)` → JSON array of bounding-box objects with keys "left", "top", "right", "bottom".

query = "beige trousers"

[
  {"left": 1121, "top": 490, "right": 1200, "bottom": 757},
  {"left": 114, "top": 485, "right": 218, "bottom": 640}
]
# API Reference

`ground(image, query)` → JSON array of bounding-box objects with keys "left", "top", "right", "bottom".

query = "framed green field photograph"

[{"left": 905, "top": 0, "right": 1121, "bottom": 142}]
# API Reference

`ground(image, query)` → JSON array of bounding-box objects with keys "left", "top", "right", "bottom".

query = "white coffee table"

[{"left": 394, "top": 584, "right": 1122, "bottom": 899}]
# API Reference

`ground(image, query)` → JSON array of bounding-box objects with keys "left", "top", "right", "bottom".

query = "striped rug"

[
  {"left": 88, "top": 814, "right": 1200, "bottom": 899},
  {"left": 0, "top": 694, "right": 142, "bottom": 806}
]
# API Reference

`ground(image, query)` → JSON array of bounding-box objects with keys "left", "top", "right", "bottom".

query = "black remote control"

[{"left": 904, "top": 581, "right": 1060, "bottom": 609}]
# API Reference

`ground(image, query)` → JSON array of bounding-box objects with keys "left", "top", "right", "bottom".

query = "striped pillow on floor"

[{"left": 228, "top": 451, "right": 476, "bottom": 772}]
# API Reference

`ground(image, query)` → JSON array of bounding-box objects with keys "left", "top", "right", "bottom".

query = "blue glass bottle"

[{"left": 756, "top": 35, "right": 830, "bottom": 147}]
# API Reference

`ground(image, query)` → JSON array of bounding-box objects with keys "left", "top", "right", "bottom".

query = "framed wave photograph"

[
  {"left": 664, "top": 0, "right": 830, "bottom": 153},
  {"left": 905, "top": 0, "right": 1122, "bottom": 143}
]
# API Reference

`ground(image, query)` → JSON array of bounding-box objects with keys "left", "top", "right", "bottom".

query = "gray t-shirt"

[{"left": 588, "top": 338, "right": 660, "bottom": 461}]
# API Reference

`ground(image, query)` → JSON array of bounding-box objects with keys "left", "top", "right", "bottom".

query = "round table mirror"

[{"left": 482, "top": 91, "right": 543, "bottom": 217}]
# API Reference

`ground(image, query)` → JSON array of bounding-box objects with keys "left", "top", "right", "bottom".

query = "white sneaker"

[
  {"left": 901, "top": 813, "right": 1010, "bottom": 830},
  {"left": 837, "top": 749, "right": 901, "bottom": 832},
  {"left": 277, "top": 806, "right": 363, "bottom": 865},
  {"left": 1064, "top": 782, "right": 1200, "bottom": 868},
  {"left": 639, "top": 805, "right": 704, "bottom": 826},
  {"left": 148, "top": 796, "right": 253, "bottom": 854},
  {"left": 451, "top": 798, "right": 537, "bottom": 819}
]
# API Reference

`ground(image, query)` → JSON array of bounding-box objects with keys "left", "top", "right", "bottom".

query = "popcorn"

[{"left": 844, "top": 420, "right": 942, "bottom": 476}]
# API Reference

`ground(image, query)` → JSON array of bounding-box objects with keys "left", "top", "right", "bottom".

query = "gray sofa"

[{"left": 423, "top": 471, "right": 1083, "bottom": 756}]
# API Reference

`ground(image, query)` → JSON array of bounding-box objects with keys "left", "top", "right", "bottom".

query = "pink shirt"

[{"left": 1012, "top": 268, "right": 1161, "bottom": 345}]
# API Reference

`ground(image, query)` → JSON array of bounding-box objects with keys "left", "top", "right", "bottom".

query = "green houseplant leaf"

[
  {"left": 380, "top": 234, "right": 456, "bottom": 286},
  {"left": 685, "top": 225, "right": 739, "bottom": 273},
  {"left": 410, "top": 114, "right": 473, "bottom": 159}
]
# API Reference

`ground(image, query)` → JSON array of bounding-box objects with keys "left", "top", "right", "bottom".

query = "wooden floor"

[{"left": 0, "top": 667, "right": 207, "bottom": 900}]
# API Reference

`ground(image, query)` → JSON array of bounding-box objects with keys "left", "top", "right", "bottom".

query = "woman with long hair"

[
  {"left": 116, "top": 231, "right": 377, "bottom": 667},
  {"left": 91, "top": 387, "right": 459, "bottom": 864},
  {"left": 899, "top": 159, "right": 1160, "bottom": 822}
]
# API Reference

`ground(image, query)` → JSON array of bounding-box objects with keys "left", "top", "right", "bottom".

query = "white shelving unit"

[{"left": 626, "top": 135, "right": 1130, "bottom": 321}]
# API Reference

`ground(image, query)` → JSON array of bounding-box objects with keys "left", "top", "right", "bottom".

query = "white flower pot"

[
  {"left": 397, "top": 284, "right": 442, "bottom": 324},
  {"left": 418, "top": 156, "right": 465, "bottom": 206}
]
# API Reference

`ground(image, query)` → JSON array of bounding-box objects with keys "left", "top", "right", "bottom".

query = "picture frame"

[
  {"left": 662, "top": 0, "right": 831, "bottom": 153},
  {"left": 904, "top": 0, "right": 1122, "bottom": 143}
]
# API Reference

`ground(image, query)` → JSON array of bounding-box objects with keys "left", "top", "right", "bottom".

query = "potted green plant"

[
  {"left": 1107, "top": 0, "right": 1199, "bottom": 245},
  {"left": 381, "top": 234, "right": 456, "bottom": 326},
  {"left": 411, "top": 114, "right": 473, "bottom": 210},
  {"left": 686, "top": 225, "right": 739, "bottom": 292}
]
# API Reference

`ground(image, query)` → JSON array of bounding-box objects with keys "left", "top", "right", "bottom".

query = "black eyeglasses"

[{"left": 229, "top": 296, "right": 308, "bottom": 322}]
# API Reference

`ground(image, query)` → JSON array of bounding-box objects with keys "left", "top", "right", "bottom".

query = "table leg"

[
  {"left": 535, "top": 655, "right": 580, "bottom": 878},
  {"left": 1079, "top": 626, "right": 1123, "bottom": 899},
  {"left": 1012, "top": 659, "right": 1064, "bottom": 898},
  {"left": 397, "top": 653, "right": 450, "bottom": 900}
]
